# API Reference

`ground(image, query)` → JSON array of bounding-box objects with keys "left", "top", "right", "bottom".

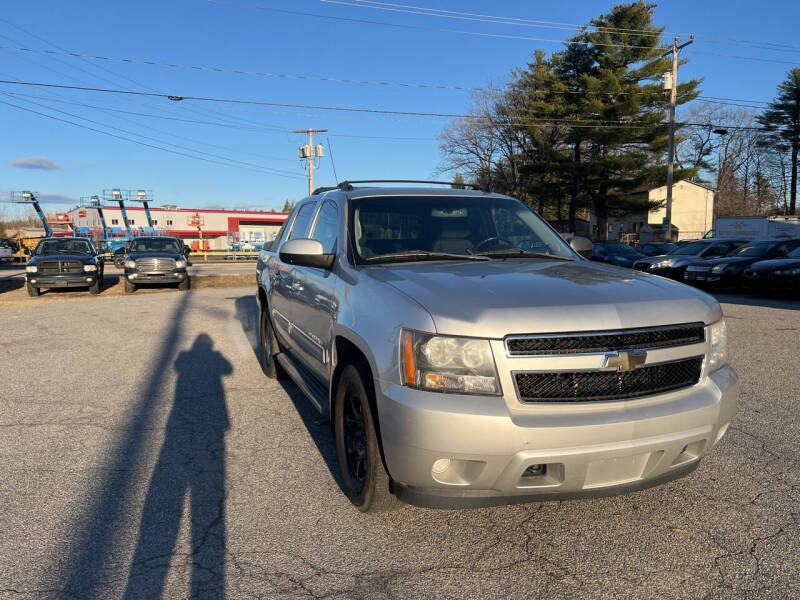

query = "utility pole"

[
  {"left": 295, "top": 129, "right": 327, "bottom": 196},
  {"left": 663, "top": 35, "right": 693, "bottom": 242}
]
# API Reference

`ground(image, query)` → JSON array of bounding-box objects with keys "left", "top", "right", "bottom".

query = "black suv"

[
  {"left": 122, "top": 236, "right": 190, "bottom": 293},
  {"left": 25, "top": 237, "right": 104, "bottom": 297}
]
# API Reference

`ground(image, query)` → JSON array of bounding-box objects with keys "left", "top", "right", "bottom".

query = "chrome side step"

[{"left": 275, "top": 352, "right": 330, "bottom": 416}]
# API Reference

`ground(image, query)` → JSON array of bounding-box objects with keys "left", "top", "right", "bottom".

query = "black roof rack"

[
  {"left": 337, "top": 179, "right": 489, "bottom": 192},
  {"left": 311, "top": 186, "right": 339, "bottom": 195}
]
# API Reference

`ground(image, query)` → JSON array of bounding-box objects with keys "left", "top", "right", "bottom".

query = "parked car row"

[{"left": 24, "top": 235, "right": 191, "bottom": 297}]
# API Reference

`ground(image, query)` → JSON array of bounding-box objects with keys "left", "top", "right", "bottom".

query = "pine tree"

[
  {"left": 758, "top": 68, "right": 800, "bottom": 214},
  {"left": 560, "top": 2, "right": 701, "bottom": 239}
]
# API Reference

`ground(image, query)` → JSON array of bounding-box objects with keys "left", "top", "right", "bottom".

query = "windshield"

[
  {"left": 349, "top": 196, "right": 575, "bottom": 263},
  {"left": 128, "top": 238, "right": 182, "bottom": 254},
  {"left": 788, "top": 246, "right": 800, "bottom": 258},
  {"left": 35, "top": 239, "right": 93, "bottom": 255},
  {"left": 729, "top": 242, "right": 771, "bottom": 257},
  {"left": 602, "top": 242, "right": 640, "bottom": 255},
  {"left": 670, "top": 241, "right": 709, "bottom": 255}
]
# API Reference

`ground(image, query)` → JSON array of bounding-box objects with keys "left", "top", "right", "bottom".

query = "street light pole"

[{"left": 663, "top": 35, "right": 693, "bottom": 242}]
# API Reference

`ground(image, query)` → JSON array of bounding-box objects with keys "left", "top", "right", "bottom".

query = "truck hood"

[
  {"left": 369, "top": 259, "right": 720, "bottom": 337},
  {"left": 127, "top": 251, "right": 182, "bottom": 260}
]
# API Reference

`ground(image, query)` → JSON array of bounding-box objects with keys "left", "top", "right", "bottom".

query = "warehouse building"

[{"left": 68, "top": 204, "right": 288, "bottom": 250}]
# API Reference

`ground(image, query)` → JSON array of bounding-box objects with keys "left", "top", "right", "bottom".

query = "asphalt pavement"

[{"left": 0, "top": 288, "right": 798, "bottom": 599}]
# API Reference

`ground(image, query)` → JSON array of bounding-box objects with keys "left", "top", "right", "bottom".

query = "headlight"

[
  {"left": 707, "top": 319, "right": 727, "bottom": 373},
  {"left": 26, "top": 265, "right": 38, "bottom": 273},
  {"left": 774, "top": 267, "right": 800, "bottom": 276},
  {"left": 711, "top": 264, "right": 728, "bottom": 273},
  {"left": 124, "top": 259, "right": 136, "bottom": 269},
  {"left": 83, "top": 264, "right": 97, "bottom": 272},
  {"left": 175, "top": 259, "right": 187, "bottom": 269},
  {"left": 401, "top": 330, "right": 500, "bottom": 395},
  {"left": 652, "top": 258, "right": 674, "bottom": 269}
]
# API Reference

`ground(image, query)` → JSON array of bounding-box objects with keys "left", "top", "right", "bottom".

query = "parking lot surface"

[{"left": 0, "top": 288, "right": 798, "bottom": 599}]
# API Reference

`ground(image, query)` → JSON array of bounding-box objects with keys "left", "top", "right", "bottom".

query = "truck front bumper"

[
  {"left": 378, "top": 364, "right": 738, "bottom": 508},
  {"left": 27, "top": 273, "right": 97, "bottom": 288},
  {"left": 125, "top": 270, "right": 186, "bottom": 283}
]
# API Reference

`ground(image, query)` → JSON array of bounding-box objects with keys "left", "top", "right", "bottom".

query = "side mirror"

[
  {"left": 279, "top": 238, "right": 335, "bottom": 269},
  {"left": 182, "top": 247, "right": 191, "bottom": 257},
  {"left": 569, "top": 236, "right": 594, "bottom": 259}
]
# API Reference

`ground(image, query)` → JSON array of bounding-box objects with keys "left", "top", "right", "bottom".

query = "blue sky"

[{"left": 1, "top": 0, "right": 798, "bottom": 214}]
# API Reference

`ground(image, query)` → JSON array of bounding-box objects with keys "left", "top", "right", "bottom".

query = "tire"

[
  {"left": 26, "top": 282, "right": 40, "bottom": 297},
  {"left": 178, "top": 276, "right": 190, "bottom": 291},
  {"left": 124, "top": 278, "right": 136, "bottom": 294},
  {"left": 334, "top": 362, "right": 398, "bottom": 512},
  {"left": 259, "top": 305, "right": 287, "bottom": 379},
  {"left": 88, "top": 278, "right": 101, "bottom": 295}
]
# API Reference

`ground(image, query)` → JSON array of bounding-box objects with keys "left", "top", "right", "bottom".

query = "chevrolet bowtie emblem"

[{"left": 602, "top": 349, "right": 647, "bottom": 372}]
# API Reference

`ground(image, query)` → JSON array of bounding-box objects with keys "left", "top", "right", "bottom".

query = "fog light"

[
  {"left": 128, "top": 274, "right": 136, "bottom": 279},
  {"left": 85, "top": 277, "right": 92, "bottom": 282},
  {"left": 431, "top": 459, "right": 452, "bottom": 475},
  {"left": 523, "top": 464, "right": 546, "bottom": 477}
]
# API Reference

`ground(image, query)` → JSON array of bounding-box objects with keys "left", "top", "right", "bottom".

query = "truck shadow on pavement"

[{"left": 122, "top": 333, "right": 232, "bottom": 599}]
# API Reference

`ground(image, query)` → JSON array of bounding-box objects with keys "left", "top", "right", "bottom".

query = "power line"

[
  {"left": 0, "top": 94, "right": 305, "bottom": 178},
  {"left": 0, "top": 78, "right": 770, "bottom": 131},
  {"left": 330, "top": 0, "right": 800, "bottom": 54},
  {"left": 210, "top": 0, "right": 669, "bottom": 51},
  {"left": 0, "top": 44, "right": 480, "bottom": 92}
]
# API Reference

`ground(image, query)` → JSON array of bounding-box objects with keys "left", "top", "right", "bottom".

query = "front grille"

[
  {"left": 37, "top": 260, "right": 83, "bottom": 274},
  {"left": 515, "top": 357, "right": 703, "bottom": 403},
  {"left": 686, "top": 265, "right": 711, "bottom": 272},
  {"left": 506, "top": 323, "right": 705, "bottom": 356},
  {"left": 135, "top": 257, "right": 176, "bottom": 272}
]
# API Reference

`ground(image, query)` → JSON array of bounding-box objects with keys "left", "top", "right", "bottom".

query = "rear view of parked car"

[
  {"left": 633, "top": 239, "right": 748, "bottom": 280},
  {"left": 684, "top": 239, "right": 800, "bottom": 289}
]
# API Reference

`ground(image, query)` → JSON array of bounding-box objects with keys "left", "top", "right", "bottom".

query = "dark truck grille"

[
  {"left": 37, "top": 260, "right": 83, "bottom": 275},
  {"left": 506, "top": 323, "right": 705, "bottom": 356},
  {"left": 515, "top": 357, "right": 704, "bottom": 403},
  {"left": 135, "top": 257, "right": 175, "bottom": 272}
]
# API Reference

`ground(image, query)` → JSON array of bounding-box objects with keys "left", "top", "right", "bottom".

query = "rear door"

[{"left": 270, "top": 200, "right": 317, "bottom": 345}]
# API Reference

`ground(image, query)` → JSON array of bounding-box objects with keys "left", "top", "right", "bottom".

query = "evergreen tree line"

[{"left": 437, "top": 2, "right": 799, "bottom": 239}]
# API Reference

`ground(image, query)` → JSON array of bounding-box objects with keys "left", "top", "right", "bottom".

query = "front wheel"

[
  {"left": 88, "top": 278, "right": 101, "bottom": 295},
  {"left": 124, "top": 278, "right": 136, "bottom": 294},
  {"left": 26, "top": 282, "right": 40, "bottom": 297},
  {"left": 334, "top": 362, "right": 398, "bottom": 512},
  {"left": 178, "top": 276, "right": 190, "bottom": 291}
]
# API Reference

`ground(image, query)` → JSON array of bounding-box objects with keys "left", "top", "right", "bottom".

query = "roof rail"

[
  {"left": 312, "top": 186, "right": 339, "bottom": 195},
  {"left": 337, "top": 179, "right": 488, "bottom": 192}
]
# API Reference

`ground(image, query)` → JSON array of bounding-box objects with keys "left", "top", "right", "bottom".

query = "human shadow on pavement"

[{"left": 122, "top": 334, "right": 232, "bottom": 599}]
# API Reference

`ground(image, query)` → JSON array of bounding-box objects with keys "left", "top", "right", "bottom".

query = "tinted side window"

[
  {"left": 268, "top": 217, "right": 291, "bottom": 251},
  {"left": 705, "top": 243, "right": 730, "bottom": 257},
  {"left": 311, "top": 201, "right": 338, "bottom": 254},
  {"left": 287, "top": 202, "right": 318, "bottom": 241}
]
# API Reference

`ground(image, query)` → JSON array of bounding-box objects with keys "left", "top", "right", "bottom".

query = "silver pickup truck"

[{"left": 256, "top": 182, "right": 738, "bottom": 511}]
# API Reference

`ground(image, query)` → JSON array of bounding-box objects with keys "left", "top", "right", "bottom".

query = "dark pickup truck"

[
  {"left": 25, "top": 237, "right": 104, "bottom": 297},
  {"left": 122, "top": 236, "right": 190, "bottom": 293}
]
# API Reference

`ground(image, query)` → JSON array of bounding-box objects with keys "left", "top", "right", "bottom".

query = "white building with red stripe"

[{"left": 68, "top": 204, "right": 288, "bottom": 250}]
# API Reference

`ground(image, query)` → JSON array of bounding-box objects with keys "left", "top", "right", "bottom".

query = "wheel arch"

[{"left": 330, "top": 332, "right": 393, "bottom": 481}]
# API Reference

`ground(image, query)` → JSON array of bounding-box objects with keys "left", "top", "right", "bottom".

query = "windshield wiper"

[
  {"left": 364, "top": 250, "right": 491, "bottom": 264},
  {"left": 473, "top": 248, "right": 573, "bottom": 260}
]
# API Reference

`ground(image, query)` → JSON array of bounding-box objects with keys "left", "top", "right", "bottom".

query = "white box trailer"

[{"left": 715, "top": 216, "right": 800, "bottom": 240}]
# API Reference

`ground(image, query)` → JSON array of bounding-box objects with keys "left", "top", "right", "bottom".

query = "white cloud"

[{"left": 9, "top": 156, "right": 62, "bottom": 171}]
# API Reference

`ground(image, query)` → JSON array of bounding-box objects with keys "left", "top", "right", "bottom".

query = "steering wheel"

[{"left": 474, "top": 236, "right": 516, "bottom": 252}]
